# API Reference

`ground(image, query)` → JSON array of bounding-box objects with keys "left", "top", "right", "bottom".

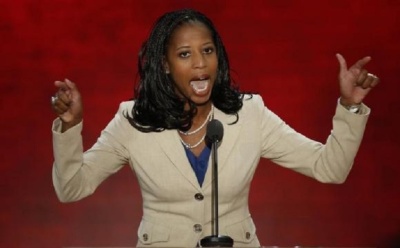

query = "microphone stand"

[{"left": 200, "top": 127, "right": 233, "bottom": 247}]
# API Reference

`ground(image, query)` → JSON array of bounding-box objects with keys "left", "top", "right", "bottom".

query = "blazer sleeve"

[
  {"left": 52, "top": 102, "right": 133, "bottom": 202},
  {"left": 255, "top": 95, "right": 370, "bottom": 183}
]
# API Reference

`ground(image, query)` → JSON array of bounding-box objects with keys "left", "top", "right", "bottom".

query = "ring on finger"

[
  {"left": 367, "top": 73, "right": 377, "bottom": 78},
  {"left": 51, "top": 96, "right": 58, "bottom": 105}
]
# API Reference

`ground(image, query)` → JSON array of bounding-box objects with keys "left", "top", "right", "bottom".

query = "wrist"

[
  {"left": 339, "top": 97, "right": 361, "bottom": 106},
  {"left": 61, "top": 118, "right": 82, "bottom": 132},
  {"left": 339, "top": 98, "right": 361, "bottom": 114}
]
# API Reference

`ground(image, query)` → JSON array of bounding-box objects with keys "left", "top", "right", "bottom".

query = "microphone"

[
  {"left": 201, "top": 120, "right": 234, "bottom": 247},
  {"left": 206, "top": 119, "right": 224, "bottom": 143}
]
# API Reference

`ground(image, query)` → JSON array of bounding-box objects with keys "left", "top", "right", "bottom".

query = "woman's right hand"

[{"left": 51, "top": 79, "right": 83, "bottom": 132}]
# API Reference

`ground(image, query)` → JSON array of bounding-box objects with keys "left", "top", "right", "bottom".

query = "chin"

[
  {"left": 191, "top": 87, "right": 213, "bottom": 104},
  {"left": 192, "top": 95, "right": 212, "bottom": 106},
  {"left": 195, "top": 100, "right": 211, "bottom": 106}
]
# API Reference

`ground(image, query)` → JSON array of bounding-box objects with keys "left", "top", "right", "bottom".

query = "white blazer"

[{"left": 52, "top": 94, "right": 370, "bottom": 247}]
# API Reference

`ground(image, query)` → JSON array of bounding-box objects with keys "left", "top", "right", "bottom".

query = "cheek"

[
  {"left": 210, "top": 56, "right": 218, "bottom": 71},
  {"left": 211, "top": 62, "right": 219, "bottom": 81},
  {"left": 169, "top": 69, "right": 188, "bottom": 94},
  {"left": 170, "top": 69, "right": 185, "bottom": 85},
  {"left": 170, "top": 63, "right": 191, "bottom": 82}
]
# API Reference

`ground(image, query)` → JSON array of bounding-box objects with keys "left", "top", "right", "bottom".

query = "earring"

[{"left": 165, "top": 70, "right": 170, "bottom": 74}]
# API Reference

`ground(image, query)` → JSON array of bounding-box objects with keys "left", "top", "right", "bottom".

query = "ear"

[{"left": 162, "top": 56, "right": 170, "bottom": 74}]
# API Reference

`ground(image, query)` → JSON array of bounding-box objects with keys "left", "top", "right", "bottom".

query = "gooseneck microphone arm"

[{"left": 200, "top": 119, "right": 234, "bottom": 247}]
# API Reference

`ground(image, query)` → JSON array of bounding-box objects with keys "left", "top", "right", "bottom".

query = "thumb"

[{"left": 336, "top": 53, "right": 348, "bottom": 74}]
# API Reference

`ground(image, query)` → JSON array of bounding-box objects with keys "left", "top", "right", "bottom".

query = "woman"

[{"left": 51, "top": 8, "right": 379, "bottom": 247}]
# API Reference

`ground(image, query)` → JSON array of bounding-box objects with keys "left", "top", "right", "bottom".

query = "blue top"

[{"left": 184, "top": 146, "right": 211, "bottom": 187}]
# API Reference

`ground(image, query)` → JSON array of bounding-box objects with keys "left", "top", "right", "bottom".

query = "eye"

[
  {"left": 179, "top": 51, "right": 190, "bottom": 58},
  {"left": 203, "top": 47, "right": 214, "bottom": 54}
]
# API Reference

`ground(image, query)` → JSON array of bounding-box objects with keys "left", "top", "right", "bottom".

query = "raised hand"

[
  {"left": 51, "top": 79, "right": 83, "bottom": 132},
  {"left": 336, "top": 53, "right": 379, "bottom": 106}
]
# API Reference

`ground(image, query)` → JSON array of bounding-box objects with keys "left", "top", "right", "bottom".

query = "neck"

[
  {"left": 179, "top": 103, "right": 213, "bottom": 136},
  {"left": 178, "top": 102, "right": 213, "bottom": 149},
  {"left": 193, "top": 102, "right": 213, "bottom": 124}
]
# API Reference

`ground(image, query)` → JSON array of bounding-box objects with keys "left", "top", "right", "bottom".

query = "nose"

[{"left": 192, "top": 51, "right": 206, "bottom": 69}]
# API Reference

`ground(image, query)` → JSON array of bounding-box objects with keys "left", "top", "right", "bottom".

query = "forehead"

[{"left": 168, "top": 21, "right": 213, "bottom": 46}]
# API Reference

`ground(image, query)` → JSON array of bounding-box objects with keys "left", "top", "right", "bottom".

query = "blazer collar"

[{"left": 152, "top": 106, "right": 243, "bottom": 191}]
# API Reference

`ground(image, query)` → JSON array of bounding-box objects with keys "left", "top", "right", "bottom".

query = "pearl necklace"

[
  {"left": 180, "top": 135, "right": 206, "bottom": 149},
  {"left": 179, "top": 105, "right": 214, "bottom": 136},
  {"left": 179, "top": 105, "right": 214, "bottom": 149}
]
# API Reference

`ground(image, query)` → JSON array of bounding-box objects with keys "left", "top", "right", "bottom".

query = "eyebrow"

[{"left": 175, "top": 41, "right": 214, "bottom": 51}]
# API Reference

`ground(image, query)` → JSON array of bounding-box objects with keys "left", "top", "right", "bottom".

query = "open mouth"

[{"left": 190, "top": 75, "right": 210, "bottom": 94}]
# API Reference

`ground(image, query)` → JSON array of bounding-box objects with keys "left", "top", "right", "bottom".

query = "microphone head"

[{"left": 206, "top": 119, "right": 224, "bottom": 143}]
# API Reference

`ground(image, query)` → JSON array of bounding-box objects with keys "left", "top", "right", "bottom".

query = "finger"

[
  {"left": 336, "top": 53, "right": 347, "bottom": 73},
  {"left": 359, "top": 73, "right": 379, "bottom": 89},
  {"left": 56, "top": 90, "right": 72, "bottom": 105},
  {"left": 63, "top": 79, "right": 81, "bottom": 100},
  {"left": 65, "top": 78, "right": 79, "bottom": 94},
  {"left": 51, "top": 89, "right": 71, "bottom": 108},
  {"left": 52, "top": 96, "right": 71, "bottom": 112},
  {"left": 365, "top": 73, "right": 380, "bottom": 88},
  {"left": 360, "top": 76, "right": 371, "bottom": 89},
  {"left": 54, "top": 80, "right": 69, "bottom": 91},
  {"left": 51, "top": 97, "right": 68, "bottom": 114},
  {"left": 370, "top": 75, "right": 380, "bottom": 88},
  {"left": 352, "top": 56, "right": 372, "bottom": 70},
  {"left": 64, "top": 78, "right": 78, "bottom": 92},
  {"left": 52, "top": 104, "right": 68, "bottom": 116},
  {"left": 356, "top": 69, "right": 368, "bottom": 85}
]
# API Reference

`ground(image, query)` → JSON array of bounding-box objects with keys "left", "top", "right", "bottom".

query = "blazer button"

[
  {"left": 193, "top": 224, "right": 203, "bottom": 233},
  {"left": 245, "top": 231, "right": 251, "bottom": 240},
  {"left": 194, "top": 193, "right": 204, "bottom": 201},
  {"left": 142, "top": 233, "right": 149, "bottom": 241}
]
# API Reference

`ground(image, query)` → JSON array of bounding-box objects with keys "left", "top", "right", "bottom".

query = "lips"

[{"left": 190, "top": 75, "right": 210, "bottom": 94}]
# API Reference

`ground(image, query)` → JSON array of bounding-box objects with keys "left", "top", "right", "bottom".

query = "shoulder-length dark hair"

[{"left": 126, "top": 8, "right": 243, "bottom": 132}]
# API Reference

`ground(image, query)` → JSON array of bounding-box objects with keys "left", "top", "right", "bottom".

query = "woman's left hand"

[{"left": 336, "top": 53, "right": 380, "bottom": 106}]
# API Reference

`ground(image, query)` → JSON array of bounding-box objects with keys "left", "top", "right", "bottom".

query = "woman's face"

[{"left": 164, "top": 21, "right": 218, "bottom": 106}]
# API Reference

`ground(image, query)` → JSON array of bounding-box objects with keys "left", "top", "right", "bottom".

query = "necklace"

[
  {"left": 179, "top": 105, "right": 214, "bottom": 136},
  {"left": 178, "top": 104, "right": 214, "bottom": 149},
  {"left": 179, "top": 134, "right": 206, "bottom": 149}
]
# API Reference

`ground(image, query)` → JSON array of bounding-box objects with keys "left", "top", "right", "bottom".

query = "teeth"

[{"left": 190, "top": 80, "right": 209, "bottom": 93}]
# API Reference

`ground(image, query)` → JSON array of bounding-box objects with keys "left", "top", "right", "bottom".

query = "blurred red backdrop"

[{"left": 1, "top": 0, "right": 399, "bottom": 247}]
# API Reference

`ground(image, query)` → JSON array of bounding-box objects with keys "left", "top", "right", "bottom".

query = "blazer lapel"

[
  {"left": 152, "top": 129, "right": 201, "bottom": 190},
  {"left": 152, "top": 107, "right": 243, "bottom": 191}
]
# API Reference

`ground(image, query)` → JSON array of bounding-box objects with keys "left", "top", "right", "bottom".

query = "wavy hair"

[{"left": 126, "top": 8, "right": 244, "bottom": 132}]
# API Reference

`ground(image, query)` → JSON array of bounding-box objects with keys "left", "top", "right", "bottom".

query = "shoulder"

[
  {"left": 101, "top": 100, "right": 138, "bottom": 139},
  {"left": 242, "top": 94, "right": 264, "bottom": 104},
  {"left": 118, "top": 100, "right": 134, "bottom": 113},
  {"left": 240, "top": 94, "right": 265, "bottom": 114},
  {"left": 114, "top": 100, "right": 135, "bottom": 119},
  {"left": 105, "top": 100, "right": 135, "bottom": 129}
]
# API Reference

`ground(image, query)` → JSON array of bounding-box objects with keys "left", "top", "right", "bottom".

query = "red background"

[{"left": 1, "top": 0, "right": 400, "bottom": 247}]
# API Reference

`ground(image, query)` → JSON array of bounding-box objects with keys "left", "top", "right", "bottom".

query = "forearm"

[
  {"left": 313, "top": 102, "right": 370, "bottom": 183},
  {"left": 52, "top": 111, "right": 130, "bottom": 202},
  {"left": 261, "top": 102, "right": 370, "bottom": 183},
  {"left": 52, "top": 118, "right": 95, "bottom": 202},
  {"left": 288, "top": 103, "right": 369, "bottom": 183}
]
